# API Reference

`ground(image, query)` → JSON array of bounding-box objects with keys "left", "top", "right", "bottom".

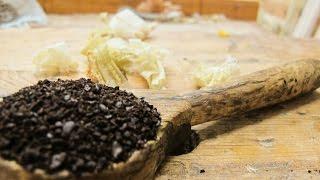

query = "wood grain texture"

[
  {"left": 38, "top": 0, "right": 141, "bottom": 14},
  {"left": 201, "top": 0, "right": 259, "bottom": 20},
  {"left": 37, "top": 0, "right": 258, "bottom": 20},
  {"left": 183, "top": 59, "right": 320, "bottom": 125},
  {"left": 1, "top": 15, "right": 320, "bottom": 179}
]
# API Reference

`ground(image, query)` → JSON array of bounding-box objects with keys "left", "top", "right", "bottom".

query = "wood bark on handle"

[
  {"left": 1, "top": 59, "right": 320, "bottom": 180},
  {"left": 176, "top": 59, "right": 320, "bottom": 125}
]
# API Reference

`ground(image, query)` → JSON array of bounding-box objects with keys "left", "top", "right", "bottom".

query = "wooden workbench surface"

[{"left": 1, "top": 15, "right": 320, "bottom": 179}]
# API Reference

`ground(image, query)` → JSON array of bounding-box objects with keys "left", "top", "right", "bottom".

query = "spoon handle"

[{"left": 179, "top": 59, "right": 320, "bottom": 125}]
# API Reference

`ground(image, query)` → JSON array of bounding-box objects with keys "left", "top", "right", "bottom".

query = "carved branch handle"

[{"left": 177, "top": 59, "right": 320, "bottom": 125}]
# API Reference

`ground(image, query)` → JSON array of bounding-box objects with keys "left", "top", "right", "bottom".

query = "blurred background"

[
  {"left": 38, "top": 0, "right": 319, "bottom": 39},
  {"left": 1, "top": 0, "right": 319, "bottom": 39}
]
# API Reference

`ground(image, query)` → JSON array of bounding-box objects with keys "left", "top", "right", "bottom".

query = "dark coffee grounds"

[{"left": 0, "top": 78, "right": 161, "bottom": 176}]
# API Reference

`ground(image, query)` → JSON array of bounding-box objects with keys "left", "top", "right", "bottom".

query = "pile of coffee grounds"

[{"left": 0, "top": 78, "right": 161, "bottom": 176}]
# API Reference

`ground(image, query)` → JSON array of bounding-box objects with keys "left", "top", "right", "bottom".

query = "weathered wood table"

[{"left": 0, "top": 15, "right": 320, "bottom": 179}]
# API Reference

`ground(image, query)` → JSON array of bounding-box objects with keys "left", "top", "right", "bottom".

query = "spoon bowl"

[{"left": 1, "top": 59, "right": 320, "bottom": 179}]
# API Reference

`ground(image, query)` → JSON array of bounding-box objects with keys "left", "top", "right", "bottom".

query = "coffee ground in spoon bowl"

[{"left": 0, "top": 78, "right": 161, "bottom": 177}]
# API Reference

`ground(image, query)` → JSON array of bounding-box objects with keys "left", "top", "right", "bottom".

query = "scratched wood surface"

[{"left": 0, "top": 15, "right": 320, "bottom": 179}]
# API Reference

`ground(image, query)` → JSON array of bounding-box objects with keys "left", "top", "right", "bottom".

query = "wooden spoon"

[{"left": 1, "top": 59, "right": 320, "bottom": 180}]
